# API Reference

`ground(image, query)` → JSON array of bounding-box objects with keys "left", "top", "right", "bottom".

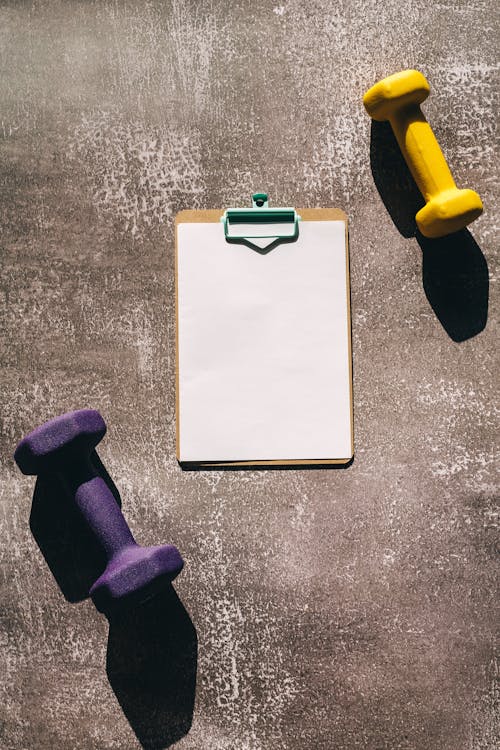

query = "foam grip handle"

[
  {"left": 75, "top": 477, "right": 135, "bottom": 558},
  {"left": 389, "top": 107, "right": 456, "bottom": 201}
]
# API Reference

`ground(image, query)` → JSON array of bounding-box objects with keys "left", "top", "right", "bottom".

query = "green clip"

[{"left": 221, "top": 193, "right": 301, "bottom": 250}]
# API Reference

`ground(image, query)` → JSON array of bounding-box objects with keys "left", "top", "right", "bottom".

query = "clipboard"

[{"left": 175, "top": 194, "right": 353, "bottom": 469}]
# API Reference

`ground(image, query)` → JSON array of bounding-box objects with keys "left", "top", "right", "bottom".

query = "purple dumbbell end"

[
  {"left": 14, "top": 409, "right": 106, "bottom": 475},
  {"left": 90, "top": 544, "right": 184, "bottom": 614}
]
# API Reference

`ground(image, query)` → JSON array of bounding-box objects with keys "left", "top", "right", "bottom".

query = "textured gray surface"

[{"left": 1, "top": 1, "right": 498, "bottom": 749}]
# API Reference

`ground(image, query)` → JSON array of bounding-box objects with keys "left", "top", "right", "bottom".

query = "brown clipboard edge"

[{"left": 174, "top": 207, "right": 354, "bottom": 469}]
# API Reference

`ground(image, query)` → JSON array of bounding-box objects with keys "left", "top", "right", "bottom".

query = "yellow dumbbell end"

[
  {"left": 363, "top": 70, "right": 430, "bottom": 121},
  {"left": 416, "top": 189, "right": 483, "bottom": 238}
]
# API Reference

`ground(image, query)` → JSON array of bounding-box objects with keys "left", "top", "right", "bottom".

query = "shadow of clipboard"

[{"left": 175, "top": 195, "right": 353, "bottom": 470}]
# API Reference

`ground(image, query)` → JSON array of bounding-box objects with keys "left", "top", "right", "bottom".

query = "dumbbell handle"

[
  {"left": 62, "top": 457, "right": 136, "bottom": 558},
  {"left": 76, "top": 477, "right": 136, "bottom": 558},
  {"left": 389, "top": 105, "right": 457, "bottom": 202}
]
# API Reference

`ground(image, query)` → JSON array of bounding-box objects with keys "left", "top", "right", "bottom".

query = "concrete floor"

[{"left": 1, "top": 2, "right": 498, "bottom": 749}]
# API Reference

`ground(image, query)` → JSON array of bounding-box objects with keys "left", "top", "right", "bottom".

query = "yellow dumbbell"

[{"left": 363, "top": 70, "right": 483, "bottom": 238}]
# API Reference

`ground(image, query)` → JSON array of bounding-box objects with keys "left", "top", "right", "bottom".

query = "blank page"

[{"left": 176, "top": 218, "right": 352, "bottom": 464}]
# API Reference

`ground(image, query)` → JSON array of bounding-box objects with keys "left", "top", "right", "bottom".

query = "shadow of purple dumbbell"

[{"left": 14, "top": 409, "right": 183, "bottom": 617}]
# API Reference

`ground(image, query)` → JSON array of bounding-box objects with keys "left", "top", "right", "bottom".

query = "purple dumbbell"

[{"left": 14, "top": 409, "right": 183, "bottom": 616}]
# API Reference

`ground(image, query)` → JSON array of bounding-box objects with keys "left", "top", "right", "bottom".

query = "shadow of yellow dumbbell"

[{"left": 364, "top": 70, "right": 483, "bottom": 238}]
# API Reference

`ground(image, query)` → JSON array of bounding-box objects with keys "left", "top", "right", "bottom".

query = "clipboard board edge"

[
  {"left": 175, "top": 208, "right": 348, "bottom": 224},
  {"left": 178, "top": 456, "right": 354, "bottom": 471}
]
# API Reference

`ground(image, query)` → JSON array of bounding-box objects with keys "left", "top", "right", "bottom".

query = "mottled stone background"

[{"left": 1, "top": 1, "right": 498, "bottom": 749}]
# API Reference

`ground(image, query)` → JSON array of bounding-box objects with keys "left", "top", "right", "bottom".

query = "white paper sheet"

[{"left": 176, "top": 219, "right": 352, "bottom": 463}]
